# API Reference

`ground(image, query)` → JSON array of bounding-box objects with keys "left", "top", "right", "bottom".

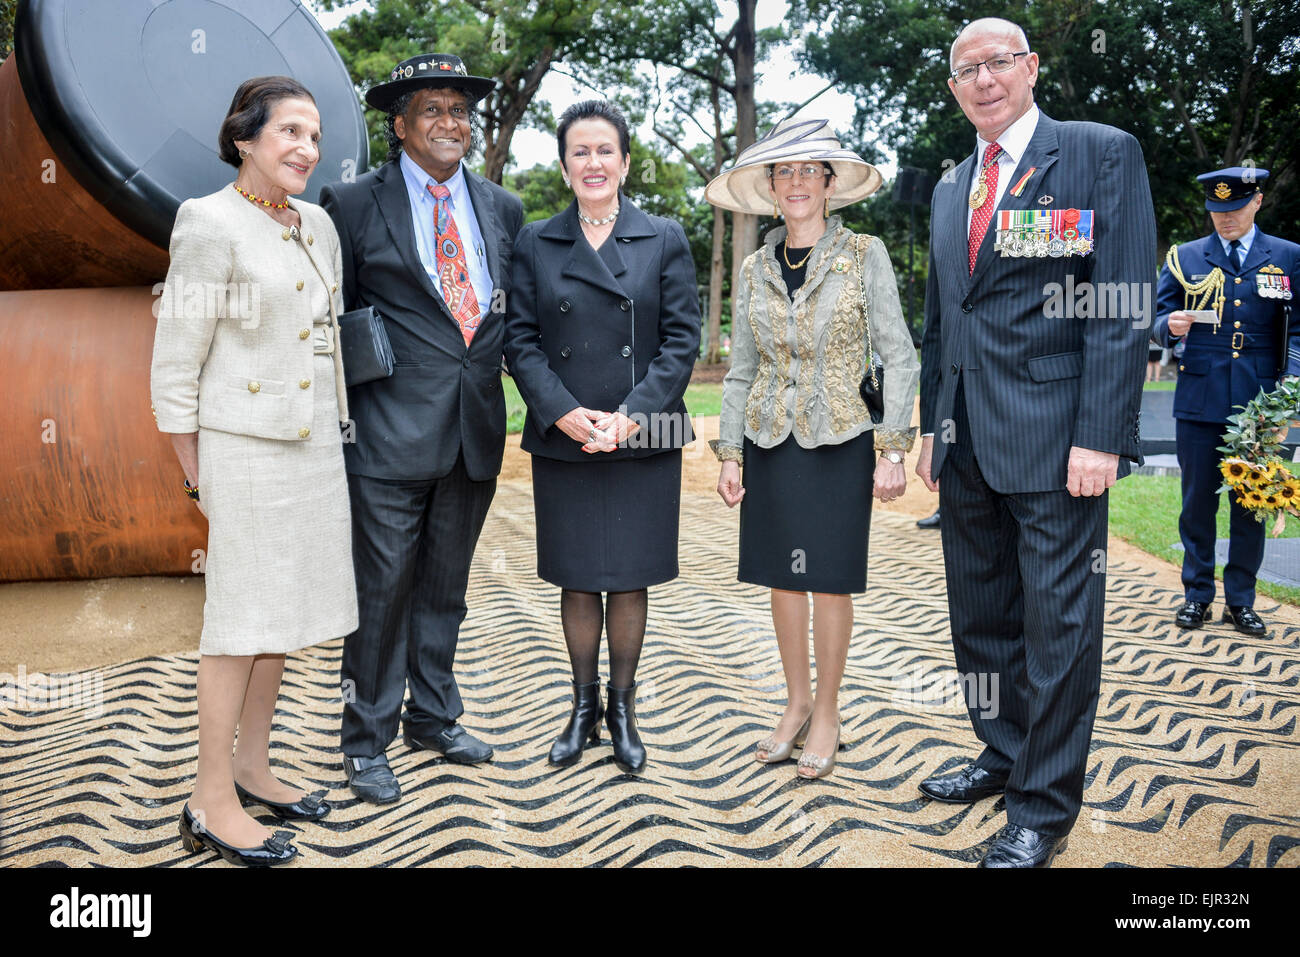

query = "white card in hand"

[{"left": 1186, "top": 310, "right": 1220, "bottom": 324}]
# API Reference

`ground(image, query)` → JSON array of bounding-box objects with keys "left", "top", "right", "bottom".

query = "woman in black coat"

[{"left": 504, "top": 100, "right": 701, "bottom": 774}]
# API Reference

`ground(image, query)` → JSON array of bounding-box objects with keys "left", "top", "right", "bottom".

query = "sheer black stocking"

[
  {"left": 560, "top": 589, "right": 603, "bottom": 685},
  {"left": 605, "top": 589, "right": 647, "bottom": 688}
]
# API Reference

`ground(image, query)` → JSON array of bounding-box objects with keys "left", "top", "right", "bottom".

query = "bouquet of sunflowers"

[{"left": 1218, "top": 376, "right": 1300, "bottom": 535}]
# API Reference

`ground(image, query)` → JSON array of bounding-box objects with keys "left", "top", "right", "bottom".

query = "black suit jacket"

[
  {"left": 504, "top": 198, "right": 701, "bottom": 462},
  {"left": 320, "top": 160, "right": 524, "bottom": 481},
  {"left": 920, "top": 112, "right": 1157, "bottom": 493}
]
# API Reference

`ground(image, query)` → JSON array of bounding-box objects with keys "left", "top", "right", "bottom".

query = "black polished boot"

[
  {"left": 548, "top": 680, "right": 604, "bottom": 767},
  {"left": 605, "top": 683, "right": 646, "bottom": 774}
]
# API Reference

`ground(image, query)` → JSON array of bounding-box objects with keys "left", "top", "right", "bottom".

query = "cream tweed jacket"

[
  {"left": 151, "top": 185, "right": 348, "bottom": 438},
  {"left": 713, "top": 218, "right": 919, "bottom": 462}
]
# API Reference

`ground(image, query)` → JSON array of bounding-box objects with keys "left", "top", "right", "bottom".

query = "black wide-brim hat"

[{"left": 364, "top": 53, "right": 495, "bottom": 112}]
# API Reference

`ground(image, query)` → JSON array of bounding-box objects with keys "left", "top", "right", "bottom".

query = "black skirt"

[
  {"left": 738, "top": 433, "right": 874, "bottom": 593},
  {"left": 532, "top": 450, "right": 682, "bottom": 592}
]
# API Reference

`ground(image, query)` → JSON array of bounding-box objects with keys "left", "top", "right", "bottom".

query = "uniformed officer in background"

[{"left": 1154, "top": 167, "right": 1300, "bottom": 636}]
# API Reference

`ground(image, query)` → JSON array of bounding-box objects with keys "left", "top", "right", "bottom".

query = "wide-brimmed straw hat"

[
  {"left": 705, "top": 117, "right": 882, "bottom": 215},
  {"left": 364, "top": 53, "right": 495, "bottom": 112}
]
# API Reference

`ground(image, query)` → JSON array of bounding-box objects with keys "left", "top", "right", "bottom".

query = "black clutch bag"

[
  {"left": 338, "top": 305, "right": 395, "bottom": 387},
  {"left": 854, "top": 235, "right": 885, "bottom": 424},
  {"left": 860, "top": 352, "right": 885, "bottom": 424}
]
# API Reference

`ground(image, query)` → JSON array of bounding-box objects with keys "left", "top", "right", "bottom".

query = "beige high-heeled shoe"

[
  {"left": 755, "top": 714, "right": 812, "bottom": 764},
  {"left": 796, "top": 725, "right": 840, "bottom": 779}
]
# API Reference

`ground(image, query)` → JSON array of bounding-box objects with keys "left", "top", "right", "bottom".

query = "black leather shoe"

[
  {"left": 978, "top": 823, "right": 1068, "bottom": 868},
  {"left": 1174, "top": 599, "right": 1212, "bottom": 629},
  {"left": 344, "top": 754, "right": 400, "bottom": 804},
  {"left": 918, "top": 764, "right": 1008, "bottom": 802},
  {"left": 234, "top": 781, "right": 330, "bottom": 821},
  {"left": 404, "top": 724, "right": 494, "bottom": 764},
  {"left": 549, "top": 680, "right": 604, "bottom": 767},
  {"left": 178, "top": 804, "right": 298, "bottom": 866},
  {"left": 605, "top": 683, "right": 646, "bottom": 774},
  {"left": 1223, "top": 605, "right": 1266, "bottom": 636},
  {"left": 916, "top": 509, "right": 941, "bottom": 529}
]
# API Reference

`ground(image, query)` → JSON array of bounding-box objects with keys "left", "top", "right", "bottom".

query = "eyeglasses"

[
  {"left": 950, "top": 52, "right": 1029, "bottom": 84},
  {"left": 770, "top": 164, "right": 827, "bottom": 181}
]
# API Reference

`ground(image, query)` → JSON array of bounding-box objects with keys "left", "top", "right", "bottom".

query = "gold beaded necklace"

[{"left": 233, "top": 183, "right": 290, "bottom": 210}]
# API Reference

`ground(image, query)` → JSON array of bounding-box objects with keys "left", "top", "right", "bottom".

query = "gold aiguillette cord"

[{"left": 1165, "top": 245, "right": 1225, "bottom": 331}]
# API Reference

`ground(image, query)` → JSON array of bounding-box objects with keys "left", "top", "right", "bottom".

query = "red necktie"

[
  {"left": 968, "top": 142, "right": 1002, "bottom": 274},
  {"left": 427, "top": 184, "right": 481, "bottom": 345}
]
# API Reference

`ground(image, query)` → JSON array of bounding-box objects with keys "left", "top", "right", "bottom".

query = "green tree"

[
  {"left": 1, "top": 0, "right": 16, "bottom": 61},
  {"left": 790, "top": 0, "right": 1300, "bottom": 252},
  {"left": 319, "top": 0, "right": 614, "bottom": 182}
]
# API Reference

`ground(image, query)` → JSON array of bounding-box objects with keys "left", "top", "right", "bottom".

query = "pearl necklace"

[{"left": 578, "top": 202, "right": 619, "bottom": 226}]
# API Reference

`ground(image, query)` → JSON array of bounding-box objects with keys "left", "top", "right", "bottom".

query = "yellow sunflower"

[
  {"left": 1220, "top": 458, "right": 1251, "bottom": 485},
  {"left": 1245, "top": 467, "right": 1267, "bottom": 486},
  {"left": 1263, "top": 493, "right": 1281, "bottom": 509},
  {"left": 1280, "top": 480, "right": 1300, "bottom": 504},
  {"left": 1243, "top": 490, "right": 1267, "bottom": 508}
]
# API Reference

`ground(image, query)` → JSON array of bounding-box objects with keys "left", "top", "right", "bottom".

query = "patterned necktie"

[
  {"left": 426, "top": 183, "right": 481, "bottom": 345},
  {"left": 1229, "top": 239, "right": 1242, "bottom": 272},
  {"left": 968, "top": 142, "right": 1003, "bottom": 274}
]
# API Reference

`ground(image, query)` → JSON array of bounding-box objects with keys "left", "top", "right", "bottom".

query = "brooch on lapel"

[{"left": 832, "top": 256, "right": 851, "bottom": 273}]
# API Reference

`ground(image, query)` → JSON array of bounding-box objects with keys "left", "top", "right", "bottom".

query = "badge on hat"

[{"left": 1197, "top": 166, "right": 1269, "bottom": 212}]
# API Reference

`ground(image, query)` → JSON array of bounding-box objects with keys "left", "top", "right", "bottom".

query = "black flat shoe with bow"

[
  {"left": 234, "top": 781, "right": 331, "bottom": 821},
  {"left": 178, "top": 804, "right": 299, "bottom": 866}
]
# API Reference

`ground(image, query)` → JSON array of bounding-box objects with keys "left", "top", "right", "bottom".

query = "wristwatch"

[{"left": 881, "top": 451, "right": 904, "bottom": 465}]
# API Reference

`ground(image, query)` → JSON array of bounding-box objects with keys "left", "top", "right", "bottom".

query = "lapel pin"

[{"left": 1037, "top": 194, "right": 1054, "bottom": 206}]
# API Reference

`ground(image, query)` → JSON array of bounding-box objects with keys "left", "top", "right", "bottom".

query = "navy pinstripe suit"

[{"left": 920, "top": 111, "right": 1156, "bottom": 835}]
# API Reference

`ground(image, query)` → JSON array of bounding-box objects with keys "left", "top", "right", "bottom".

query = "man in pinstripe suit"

[{"left": 915, "top": 18, "right": 1156, "bottom": 867}]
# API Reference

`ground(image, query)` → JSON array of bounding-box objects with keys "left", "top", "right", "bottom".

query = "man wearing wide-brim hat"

[
  {"left": 320, "top": 53, "right": 523, "bottom": 804},
  {"left": 1154, "top": 166, "right": 1300, "bottom": 638}
]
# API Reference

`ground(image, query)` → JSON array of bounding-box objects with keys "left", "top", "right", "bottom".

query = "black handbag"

[
  {"left": 854, "top": 235, "right": 885, "bottom": 424},
  {"left": 338, "top": 305, "right": 395, "bottom": 387}
]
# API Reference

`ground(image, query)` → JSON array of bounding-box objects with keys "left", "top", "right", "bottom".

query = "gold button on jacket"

[
  {"left": 299, "top": 328, "right": 310, "bottom": 339},
  {"left": 296, "top": 279, "right": 305, "bottom": 291},
  {"left": 298, "top": 427, "right": 311, "bottom": 438},
  {"left": 299, "top": 379, "right": 311, "bottom": 389},
  {"left": 248, "top": 381, "right": 260, "bottom": 393}
]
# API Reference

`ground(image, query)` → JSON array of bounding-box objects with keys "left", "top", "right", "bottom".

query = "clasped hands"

[{"left": 556, "top": 406, "right": 639, "bottom": 453}]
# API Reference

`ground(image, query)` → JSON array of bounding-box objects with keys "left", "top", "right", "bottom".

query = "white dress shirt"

[
  {"left": 1218, "top": 225, "right": 1256, "bottom": 264},
  {"left": 400, "top": 150, "right": 492, "bottom": 318},
  {"left": 966, "top": 104, "right": 1041, "bottom": 235}
]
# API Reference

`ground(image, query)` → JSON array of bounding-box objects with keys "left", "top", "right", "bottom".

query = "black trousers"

[
  {"left": 938, "top": 381, "right": 1109, "bottom": 836},
  {"left": 340, "top": 456, "right": 497, "bottom": 758},
  {"left": 1176, "top": 418, "right": 1265, "bottom": 607}
]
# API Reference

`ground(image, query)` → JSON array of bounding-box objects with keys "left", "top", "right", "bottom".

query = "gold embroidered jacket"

[{"left": 712, "top": 220, "right": 919, "bottom": 463}]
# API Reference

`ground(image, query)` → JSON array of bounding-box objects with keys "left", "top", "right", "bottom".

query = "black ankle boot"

[
  {"left": 605, "top": 683, "right": 646, "bottom": 774},
  {"left": 548, "top": 680, "right": 604, "bottom": 767}
]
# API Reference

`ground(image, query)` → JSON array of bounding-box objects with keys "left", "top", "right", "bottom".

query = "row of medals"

[
  {"left": 994, "top": 231, "right": 1093, "bottom": 258},
  {"left": 970, "top": 175, "right": 1092, "bottom": 258}
]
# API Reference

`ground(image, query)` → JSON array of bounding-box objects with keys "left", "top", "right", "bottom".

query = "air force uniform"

[{"left": 1154, "top": 168, "right": 1300, "bottom": 632}]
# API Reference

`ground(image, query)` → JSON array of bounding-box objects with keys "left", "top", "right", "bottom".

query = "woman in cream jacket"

[{"left": 150, "top": 76, "right": 356, "bottom": 866}]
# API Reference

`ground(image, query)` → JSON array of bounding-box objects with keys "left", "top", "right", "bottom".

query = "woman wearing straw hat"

[{"left": 708, "top": 117, "right": 919, "bottom": 779}]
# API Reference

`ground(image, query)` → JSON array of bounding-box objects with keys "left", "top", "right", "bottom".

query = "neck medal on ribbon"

[{"left": 995, "top": 208, "right": 1094, "bottom": 258}]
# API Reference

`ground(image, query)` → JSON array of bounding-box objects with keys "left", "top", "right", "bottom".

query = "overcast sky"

[{"left": 306, "top": 0, "right": 887, "bottom": 177}]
